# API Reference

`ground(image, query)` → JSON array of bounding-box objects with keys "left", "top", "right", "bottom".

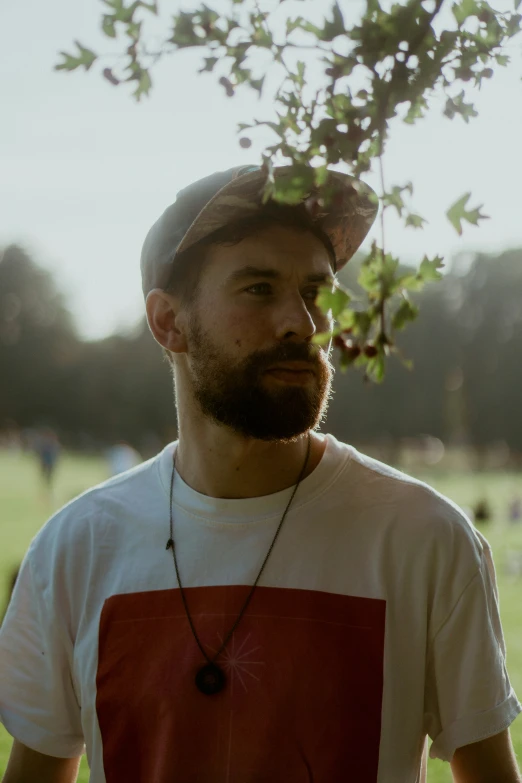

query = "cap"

[{"left": 140, "top": 165, "right": 378, "bottom": 297}]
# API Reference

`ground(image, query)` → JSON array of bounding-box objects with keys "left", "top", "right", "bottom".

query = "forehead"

[{"left": 202, "top": 224, "right": 334, "bottom": 285}]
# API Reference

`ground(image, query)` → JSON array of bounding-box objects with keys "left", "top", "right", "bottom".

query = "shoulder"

[
  {"left": 330, "top": 439, "right": 493, "bottom": 627},
  {"left": 26, "top": 445, "right": 173, "bottom": 580},
  {"left": 329, "top": 435, "right": 485, "bottom": 570}
]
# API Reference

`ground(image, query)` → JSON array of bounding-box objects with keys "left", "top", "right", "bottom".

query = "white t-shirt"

[{"left": 0, "top": 435, "right": 520, "bottom": 783}]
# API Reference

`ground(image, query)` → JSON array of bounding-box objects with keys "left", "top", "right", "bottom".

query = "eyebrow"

[{"left": 226, "top": 266, "right": 334, "bottom": 285}]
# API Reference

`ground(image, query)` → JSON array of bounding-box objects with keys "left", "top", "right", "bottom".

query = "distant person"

[
  {"left": 0, "top": 166, "right": 520, "bottom": 781},
  {"left": 32, "top": 427, "right": 60, "bottom": 499},
  {"left": 473, "top": 498, "right": 492, "bottom": 524},
  {"left": 106, "top": 441, "right": 142, "bottom": 476},
  {"left": 508, "top": 496, "right": 522, "bottom": 524}
]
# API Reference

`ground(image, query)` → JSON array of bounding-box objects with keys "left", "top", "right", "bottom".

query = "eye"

[
  {"left": 303, "top": 287, "right": 320, "bottom": 302},
  {"left": 245, "top": 282, "right": 273, "bottom": 295}
]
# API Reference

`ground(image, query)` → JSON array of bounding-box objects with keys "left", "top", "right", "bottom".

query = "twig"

[{"left": 378, "top": 147, "right": 388, "bottom": 343}]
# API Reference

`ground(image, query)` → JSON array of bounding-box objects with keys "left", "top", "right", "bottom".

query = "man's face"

[{"left": 183, "top": 224, "right": 335, "bottom": 442}]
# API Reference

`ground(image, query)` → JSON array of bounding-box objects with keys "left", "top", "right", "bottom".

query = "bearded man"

[{"left": 1, "top": 166, "right": 520, "bottom": 783}]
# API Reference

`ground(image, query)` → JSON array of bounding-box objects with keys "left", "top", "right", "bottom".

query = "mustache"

[{"left": 248, "top": 342, "right": 326, "bottom": 371}]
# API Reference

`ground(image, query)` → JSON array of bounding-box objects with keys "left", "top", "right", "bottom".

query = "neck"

[{"left": 174, "top": 423, "right": 326, "bottom": 499}]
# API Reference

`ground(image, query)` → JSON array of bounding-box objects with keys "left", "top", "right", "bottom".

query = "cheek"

[
  {"left": 197, "top": 286, "right": 277, "bottom": 348},
  {"left": 212, "top": 300, "right": 273, "bottom": 344}
]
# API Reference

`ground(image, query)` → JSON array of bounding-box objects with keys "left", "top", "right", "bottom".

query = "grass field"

[{"left": 0, "top": 449, "right": 520, "bottom": 781}]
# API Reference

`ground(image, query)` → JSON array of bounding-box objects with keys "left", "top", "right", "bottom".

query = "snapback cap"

[{"left": 140, "top": 165, "right": 378, "bottom": 298}]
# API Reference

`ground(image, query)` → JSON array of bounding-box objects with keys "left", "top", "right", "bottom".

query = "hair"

[{"left": 161, "top": 201, "right": 337, "bottom": 365}]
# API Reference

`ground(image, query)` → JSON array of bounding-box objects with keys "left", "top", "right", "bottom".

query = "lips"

[
  {"left": 268, "top": 362, "right": 316, "bottom": 373},
  {"left": 265, "top": 364, "right": 316, "bottom": 385}
]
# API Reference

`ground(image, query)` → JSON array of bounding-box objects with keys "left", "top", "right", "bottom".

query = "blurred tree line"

[{"left": 1, "top": 243, "right": 521, "bottom": 456}]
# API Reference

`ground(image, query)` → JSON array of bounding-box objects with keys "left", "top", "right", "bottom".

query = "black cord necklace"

[{"left": 166, "top": 433, "right": 311, "bottom": 696}]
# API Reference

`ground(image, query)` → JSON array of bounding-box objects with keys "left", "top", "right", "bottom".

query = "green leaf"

[
  {"left": 74, "top": 42, "right": 97, "bottom": 70},
  {"left": 337, "top": 309, "right": 357, "bottom": 331},
  {"left": 506, "top": 12, "right": 521, "bottom": 36},
  {"left": 199, "top": 57, "right": 218, "bottom": 73},
  {"left": 316, "top": 284, "right": 351, "bottom": 318},
  {"left": 405, "top": 213, "right": 426, "bottom": 229},
  {"left": 446, "top": 193, "right": 489, "bottom": 235},
  {"left": 418, "top": 255, "right": 445, "bottom": 282},
  {"left": 392, "top": 298, "right": 419, "bottom": 330},
  {"left": 358, "top": 249, "right": 400, "bottom": 297},
  {"left": 331, "top": 2, "right": 345, "bottom": 34},
  {"left": 404, "top": 96, "right": 428, "bottom": 124},
  {"left": 252, "top": 27, "right": 273, "bottom": 47},
  {"left": 452, "top": 0, "right": 480, "bottom": 26},
  {"left": 398, "top": 274, "right": 424, "bottom": 292},
  {"left": 55, "top": 42, "right": 97, "bottom": 72},
  {"left": 125, "top": 20, "right": 141, "bottom": 40},
  {"left": 250, "top": 77, "right": 265, "bottom": 95},
  {"left": 271, "top": 166, "right": 316, "bottom": 205},
  {"left": 383, "top": 184, "right": 412, "bottom": 217},
  {"left": 286, "top": 16, "right": 305, "bottom": 35},
  {"left": 312, "top": 329, "right": 335, "bottom": 346},
  {"left": 55, "top": 52, "right": 84, "bottom": 72},
  {"left": 366, "top": 353, "right": 386, "bottom": 383},
  {"left": 316, "top": 1, "right": 346, "bottom": 41},
  {"left": 352, "top": 310, "right": 373, "bottom": 337},
  {"left": 444, "top": 91, "right": 478, "bottom": 123},
  {"left": 134, "top": 69, "right": 152, "bottom": 100},
  {"left": 170, "top": 12, "right": 200, "bottom": 47},
  {"left": 102, "top": 15, "right": 117, "bottom": 38}
]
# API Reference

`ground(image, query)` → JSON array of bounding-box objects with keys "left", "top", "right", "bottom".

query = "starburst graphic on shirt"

[{"left": 207, "top": 631, "right": 266, "bottom": 694}]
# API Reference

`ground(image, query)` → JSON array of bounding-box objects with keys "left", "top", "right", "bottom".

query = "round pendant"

[{"left": 195, "top": 663, "right": 226, "bottom": 695}]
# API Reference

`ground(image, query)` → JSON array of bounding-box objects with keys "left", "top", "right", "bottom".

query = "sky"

[{"left": 1, "top": 0, "right": 521, "bottom": 340}]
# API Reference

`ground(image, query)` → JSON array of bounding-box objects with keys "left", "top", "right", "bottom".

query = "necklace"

[{"left": 166, "top": 433, "right": 311, "bottom": 696}]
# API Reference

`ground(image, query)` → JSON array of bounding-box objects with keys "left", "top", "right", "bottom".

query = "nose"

[{"left": 274, "top": 293, "right": 323, "bottom": 343}]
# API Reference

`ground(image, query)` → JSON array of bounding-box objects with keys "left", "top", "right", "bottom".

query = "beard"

[{"left": 185, "top": 312, "right": 334, "bottom": 442}]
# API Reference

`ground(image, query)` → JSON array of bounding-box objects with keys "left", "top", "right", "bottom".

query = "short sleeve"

[
  {"left": 424, "top": 541, "right": 521, "bottom": 761},
  {"left": 0, "top": 549, "right": 85, "bottom": 757}
]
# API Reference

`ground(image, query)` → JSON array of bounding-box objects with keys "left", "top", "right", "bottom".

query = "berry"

[
  {"left": 219, "top": 76, "right": 235, "bottom": 97},
  {"left": 103, "top": 68, "right": 120, "bottom": 86}
]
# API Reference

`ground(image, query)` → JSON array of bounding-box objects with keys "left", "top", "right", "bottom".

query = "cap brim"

[{"left": 175, "top": 167, "right": 378, "bottom": 270}]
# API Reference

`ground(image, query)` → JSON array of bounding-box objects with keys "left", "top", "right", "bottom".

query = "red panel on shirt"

[{"left": 96, "top": 586, "right": 385, "bottom": 782}]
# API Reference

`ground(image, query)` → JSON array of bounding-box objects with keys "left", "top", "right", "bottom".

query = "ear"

[{"left": 145, "top": 289, "right": 188, "bottom": 354}]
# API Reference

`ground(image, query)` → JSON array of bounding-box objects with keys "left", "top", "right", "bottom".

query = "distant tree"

[
  {"left": 72, "top": 325, "right": 175, "bottom": 448},
  {"left": 457, "top": 249, "right": 522, "bottom": 451},
  {"left": 0, "top": 245, "right": 80, "bottom": 432}
]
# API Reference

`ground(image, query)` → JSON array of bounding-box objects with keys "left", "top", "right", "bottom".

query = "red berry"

[
  {"left": 219, "top": 76, "right": 235, "bottom": 96},
  {"left": 364, "top": 344, "right": 378, "bottom": 358},
  {"left": 103, "top": 68, "right": 120, "bottom": 86}
]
